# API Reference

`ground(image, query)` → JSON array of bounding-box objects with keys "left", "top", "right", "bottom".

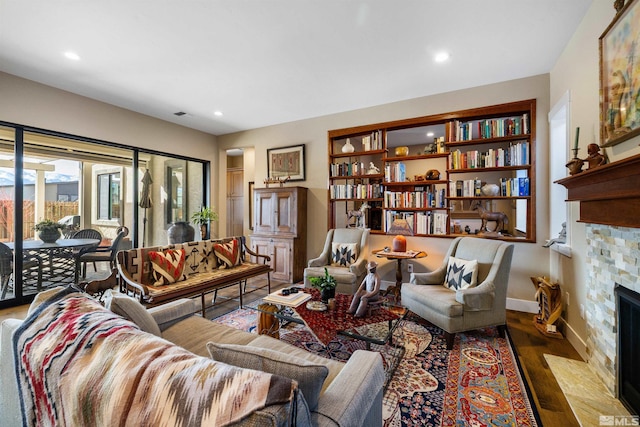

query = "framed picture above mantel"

[{"left": 599, "top": 0, "right": 640, "bottom": 147}]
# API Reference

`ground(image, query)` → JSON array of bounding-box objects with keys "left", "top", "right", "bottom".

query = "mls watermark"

[{"left": 600, "top": 415, "right": 640, "bottom": 426}]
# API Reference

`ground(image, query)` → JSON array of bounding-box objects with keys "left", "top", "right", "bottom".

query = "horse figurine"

[
  {"left": 471, "top": 200, "right": 508, "bottom": 233},
  {"left": 347, "top": 202, "right": 370, "bottom": 228}
]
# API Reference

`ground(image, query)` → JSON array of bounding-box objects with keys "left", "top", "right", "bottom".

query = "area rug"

[{"left": 213, "top": 309, "right": 540, "bottom": 427}]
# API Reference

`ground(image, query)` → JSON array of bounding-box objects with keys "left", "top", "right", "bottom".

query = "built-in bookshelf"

[{"left": 327, "top": 99, "right": 536, "bottom": 242}]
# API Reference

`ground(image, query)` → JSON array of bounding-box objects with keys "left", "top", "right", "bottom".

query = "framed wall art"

[
  {"left": 267, "top": 144, "right": 305, "bottom": 181},
  {"left": 600, "top": 0, "right": 640, "bottom": 147}
]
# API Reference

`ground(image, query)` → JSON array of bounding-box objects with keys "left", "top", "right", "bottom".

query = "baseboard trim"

[
  {"left": 381, "top": 280, "right": 394, "bottom": 290},
  {"left": 559, "top": 317, "right": 588, "bottom": 360},
  {"left": 506, "top": 297, "right": 538, "bottom": 313}
]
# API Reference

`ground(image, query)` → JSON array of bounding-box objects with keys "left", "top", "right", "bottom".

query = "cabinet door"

[
  {"left": 227, "top": 170, "right": 243, "bottom": 197},
  {"left": 270, "top": 239, "right": 292, "bottom": 282},
  {"left": 254, "top": 191, "right": 275, "bottom": 233},
  {"left": 274, "top": 190, "right": 297, "bottom": 235},
  {"left": 251, "top": 237, "right": 271, "bottom": 264},
  {"left": 227, "top": 196, "right": 244, "bottom": 237}
]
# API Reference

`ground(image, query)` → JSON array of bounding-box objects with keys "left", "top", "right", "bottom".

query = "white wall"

[
  {"left": 550, "top": 1, "right": 640, "bottom": 357},
  {"left": 218, "top": 74, "right": 550, "bottom": 307}
]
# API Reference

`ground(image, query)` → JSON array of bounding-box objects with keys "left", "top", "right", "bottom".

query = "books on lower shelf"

[{"left": 263, "top": 289, "right": 312, "bottom": 307}]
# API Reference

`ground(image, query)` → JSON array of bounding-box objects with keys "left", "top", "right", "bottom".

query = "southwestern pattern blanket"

[{"left": 13, "top": 287, "right": 298, "bottom": 427}]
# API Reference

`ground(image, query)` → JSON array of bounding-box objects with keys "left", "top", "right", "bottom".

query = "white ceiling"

[{"left": 0, "top": 1, "right": 593, "bottom": 136}]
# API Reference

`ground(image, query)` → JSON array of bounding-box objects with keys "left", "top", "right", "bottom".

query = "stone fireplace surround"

[{"left": 558, "top": 153, "right": 640, "bottom": 398}]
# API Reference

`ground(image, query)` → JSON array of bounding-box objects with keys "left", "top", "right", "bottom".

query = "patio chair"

[
  {"left": 0, "top": 242, "right": 43, "bottom": 299},
  {"left": 77, "top": 227, "right": 128, "bottom": 279}
]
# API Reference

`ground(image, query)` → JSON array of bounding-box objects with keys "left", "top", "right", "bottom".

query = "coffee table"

[{"left": 247, "top": 288, "right": 408, "bottom": 388}]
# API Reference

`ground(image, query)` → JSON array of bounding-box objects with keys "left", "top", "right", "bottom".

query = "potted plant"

[
  {"left": 190, "top": 207, "right": 218, "bottom": 240},
  {"left": 34, "top": 219, "right": 65, "bottom": 243},
  {"left": 309, "top": 267, "right": 337, "bottom": 303}
]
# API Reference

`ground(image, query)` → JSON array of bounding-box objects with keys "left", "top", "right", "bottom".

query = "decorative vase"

[
  {"left": 38, "top": 229, "right": 61, "bottom": 243},
  {"left": 481, "top": 184, "right": 500, "bottom": 196},
  {"left": 320, "top": 288, "right": 335, "bottom": 304},
  {"left": 200, "top": 224, "right": 208, "bottom": 240},
  {"left": 342, "top": 138, "right": 355, "bottom": 153},
  {"left": 168, "top": 221, "right": 195, "bottom": 244},
  {"left": 394, "top": 146, "right": 409, "bottom": 157}
]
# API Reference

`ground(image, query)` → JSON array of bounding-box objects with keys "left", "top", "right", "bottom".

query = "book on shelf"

[{"left": 263, "top": 290, "right": 312, "bottom": 307}]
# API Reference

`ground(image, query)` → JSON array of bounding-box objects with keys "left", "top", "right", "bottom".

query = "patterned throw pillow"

[
  {"left": 148, "top": 249, "right": 186, "bottom": 286},
  {"left": 213, "top": 238, "right": 241, "bottom": 268},
  {"left": 443, "top": 256, "right": 478, "bottom": 290},
  {"left": 206, "top": 342, "right": 328, "bottom": 412},
  {"left": 330, "top": 242, "right": 358, "bottom": 267}
]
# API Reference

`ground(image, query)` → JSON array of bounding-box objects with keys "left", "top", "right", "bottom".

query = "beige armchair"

[
  {"left": 304, "top": 228, "right": 369, "bottom": 295},
  {"left": 401, "top": 237, "right": 514, "bottom": 349}
]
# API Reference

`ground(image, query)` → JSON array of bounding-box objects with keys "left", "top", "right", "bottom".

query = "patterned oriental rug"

[{"left": 214, "top": 309, "right": 540, "bottom": 427}]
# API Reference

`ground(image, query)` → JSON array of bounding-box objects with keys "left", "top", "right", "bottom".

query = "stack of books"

[{"left": 263, "top": 289, "right": 312, "bottom": 307}]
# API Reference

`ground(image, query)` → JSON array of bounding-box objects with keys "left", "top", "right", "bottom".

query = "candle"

[{"left": 574, "top": 127, "right": 580, "bottom": 151}]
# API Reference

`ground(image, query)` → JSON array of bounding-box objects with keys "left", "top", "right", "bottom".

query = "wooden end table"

[{"left": 372, "top": 249, "right": 427, "bottom": 301}]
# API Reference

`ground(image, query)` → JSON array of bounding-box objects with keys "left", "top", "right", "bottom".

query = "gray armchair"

[
  {"left": 304, "top": 228, "right": 370, "bottom": 295},
  {"left": 401, "top": 237, "right": 514, "bottom": 349}
]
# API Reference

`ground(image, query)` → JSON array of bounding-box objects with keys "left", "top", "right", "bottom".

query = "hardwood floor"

[
  {"left": 507, "top": 310, "right": 583, "bottom": 426},
  {"left": 1, "top": 292, "right": 582, "bottom": 426}
]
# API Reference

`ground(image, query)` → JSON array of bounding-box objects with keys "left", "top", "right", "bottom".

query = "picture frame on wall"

[
  {"left": 267, "top": 144, "right": 305, "bottom": 181},
  {"left": 599, "top": 0, "right": 640, "bottom": 147}
]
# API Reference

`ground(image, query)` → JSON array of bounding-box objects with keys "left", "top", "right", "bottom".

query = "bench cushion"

[{"left": 142, "top": 262, "right": 271, "bottom": 304}]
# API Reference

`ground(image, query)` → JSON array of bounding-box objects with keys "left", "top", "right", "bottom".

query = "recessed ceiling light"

[
  {"left": 214, "top": 111, "right": 223, "bottom": 117},
  {"left": 426, "top": 132, "right": 434, "bottom": 137},
  {"left": 64, "top": 51, "right": 80, "bottom": 61},
  {"left": 434, "top": 51, "right": 450, "bottom": 63}
]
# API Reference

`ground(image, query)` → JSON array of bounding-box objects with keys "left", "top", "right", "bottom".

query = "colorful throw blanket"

[{"left": 14, "top": 287, "right": 297, "bottom": 427}]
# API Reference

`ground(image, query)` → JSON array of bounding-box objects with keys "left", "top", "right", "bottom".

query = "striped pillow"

[
  {"left": 214, "top": 239, "right": 241, "bottom": 268},
  {"left": 149, "top": 249, "right": 186, "bottom": 285}
]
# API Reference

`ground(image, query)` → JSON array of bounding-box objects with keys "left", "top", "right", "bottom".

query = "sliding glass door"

[{"left": 0, "top": 124, "right": 209, "bottom": 307}]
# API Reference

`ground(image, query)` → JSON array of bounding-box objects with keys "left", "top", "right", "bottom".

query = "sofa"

[
  {"left": 117, "top": 236, "right": 272, "bottom": 316},
  {"left": 0, "top": 286, "right": 384, "bottom": 427}
]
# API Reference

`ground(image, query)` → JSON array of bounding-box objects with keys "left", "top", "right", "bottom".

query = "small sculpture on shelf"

[
  {"left": 531, "top": 276, "right": 563, "bottom": 338},
  {"left": 586, "top": 143, "right": 607, "bottom": 169},
  {"left": 264, "top": 175, "right": 290, "bottom": 187},
  {"left": 472, "top": 200, "right": 508, "bottom": 235},
  {"left": 543, "top": 222, "right": 567, "bottom": 248},
  {"left": 347, "top": 261, "right": 381, "bottom": 318},
  {"left": 346, "top": 202, "right": 370, "bottom": 229},
  {"left": 367, "top": 162, "right": 380, "bottom": 175},
  {"left": 423, "top": 143, "right": 436, "bottom": 154},
  {"left": 424, "top": 169, "right": 440, "bottom": 180}
]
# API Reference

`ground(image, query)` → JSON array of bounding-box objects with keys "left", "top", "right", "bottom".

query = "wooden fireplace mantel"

[{"left": 555, "top": 153, "right": 640, "bottom": 228}]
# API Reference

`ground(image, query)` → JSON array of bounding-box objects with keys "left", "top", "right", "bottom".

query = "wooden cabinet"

[
  {"left": 328, "top": 99, "right": 536, "bottom": 242},
  {"left": 250, "top": 186, "right": 307, "bottom": 282}
]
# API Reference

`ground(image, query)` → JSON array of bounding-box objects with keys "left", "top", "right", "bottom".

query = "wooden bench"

[{"left": 116, "top": 236, "right": 271, "bottom": 316}]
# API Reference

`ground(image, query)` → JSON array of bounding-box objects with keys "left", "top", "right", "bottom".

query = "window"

[{"left": 97, "top": 172, "right": 120, "bottom": 220}]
